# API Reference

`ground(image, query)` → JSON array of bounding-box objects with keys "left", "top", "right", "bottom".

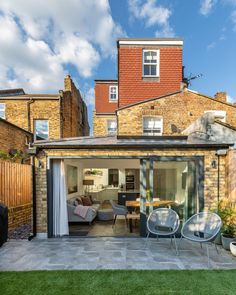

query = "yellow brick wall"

[
  {"left": 35, "top": 148, "right": 227, "bottom": 233},
  {"left": 93, "top": 112, "right": 116, "bottom": 136},
  {"left": 0, "top": 119, "right": 33, "bottom": 154},
  {"left": 113, "top": 91, "right": 236, "bottom": 136},
  {"left": 0, "top": 98, "right": 61, "bottom": 139}
]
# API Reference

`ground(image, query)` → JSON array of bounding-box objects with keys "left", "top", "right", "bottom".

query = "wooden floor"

[{"left": 69, "top": 217, "right": 140, "bottom": 237}]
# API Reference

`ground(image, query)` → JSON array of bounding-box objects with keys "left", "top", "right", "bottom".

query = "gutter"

[{"left": 34, "top": 143, "right": 234, "bottom": 150}]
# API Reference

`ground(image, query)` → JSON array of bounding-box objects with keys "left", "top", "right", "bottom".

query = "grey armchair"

[{"left": 110, "top": 200, "right": 128, "bottom": 227}]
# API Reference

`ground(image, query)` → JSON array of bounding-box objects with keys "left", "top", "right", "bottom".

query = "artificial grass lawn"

[{"left": 0, "top": 270, "right": 236, "bottom": 295}]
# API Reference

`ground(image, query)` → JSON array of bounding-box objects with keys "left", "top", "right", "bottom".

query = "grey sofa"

[{"left": 67, "top": 197, "right": 101, "bottom": 223}]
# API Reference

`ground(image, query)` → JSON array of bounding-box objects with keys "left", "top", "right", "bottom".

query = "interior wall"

[{"left": 64, "top": 159, "right": 84, "bottom": 199}]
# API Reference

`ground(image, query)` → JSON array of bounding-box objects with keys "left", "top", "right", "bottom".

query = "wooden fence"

[
  {"left": 226, "top": 150, "right": 236, "bottom": 207},
  {"left": 0, "top": 160, "right": 32, "bottom": 208}
]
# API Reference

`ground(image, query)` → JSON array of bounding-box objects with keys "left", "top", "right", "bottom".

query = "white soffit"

[{"left": 118, "top": 40, "right": 183, "bottom": 46}]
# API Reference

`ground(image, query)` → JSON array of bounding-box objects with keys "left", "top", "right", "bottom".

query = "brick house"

[
  {"left": 94, "top": 39, "right": 236, "bottom": 137},
  {"left": 32, "top": 38, "right": 236, "bottom": 238},
  {"left": 0, "top": 118, "right": 33, "bottom": 157},
  {"left": 0, "top": 75, "right": 90, "bottom": 142}
]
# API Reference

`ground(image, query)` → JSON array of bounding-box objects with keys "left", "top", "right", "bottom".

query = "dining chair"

[{"left": 110, "top": 200, "right": 128, "bottom": 227}]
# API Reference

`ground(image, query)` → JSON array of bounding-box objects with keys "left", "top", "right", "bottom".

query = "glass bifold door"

[{"left": 139, "top": 157, "right": 204, "bottom": 236}]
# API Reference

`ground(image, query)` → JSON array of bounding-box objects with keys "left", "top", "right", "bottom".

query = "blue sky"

[{"left": 0, "top": 0, "right": 236, "bottom": 132}]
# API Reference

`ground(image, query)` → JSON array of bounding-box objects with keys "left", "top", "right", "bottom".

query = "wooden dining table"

[
  {"left": 125, "top": 200, "right": 175, "bottom": 233},
  {"left": 125, "top": 200, "right": 175, "bottom": 208}
]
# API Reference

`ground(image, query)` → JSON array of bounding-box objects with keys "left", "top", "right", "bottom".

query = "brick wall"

[
  {"left": 118, "top": 47, "right": 182, "bottom": 108},
  {"left": 95, "top": 81, "right": 118, "bottom": 113},
  {"left": 0, "top": 118, "right": 32, "bottom": 154},
  {"left": 61, "top": 76, "right": 90, "bottom": 137},
  {"left": 93, "top": 112, "right": 117, "bottom": 136},
  {"left": 0, "top": 97, "right": 61, "bottom": 139},
  {"left": 0, "top": 76, "right": 90, "bottom": 140},
  {"left": 8, "top": 203, "right": 32, "bottom": 231},
  {"left": 117, "top": 90, "right": 236, "bottom": 136},
  {"left": 35, "top": 148, "right": 227, "bottom": 234}
]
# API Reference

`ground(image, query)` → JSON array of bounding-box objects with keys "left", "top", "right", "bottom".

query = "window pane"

[
  {"left": 0, "top": 103, "right": 5, "bottom": 119},
  {"left": 144, "top": 51, "right": 151, "bottom": 63},
  {"left": 0, "top": 111, "right": 5, "bottom": 119},
  {"left": 151, "top": 65, "right": 156, "bottom": 76},
  {"left": 143, "top": 117, "right": 163, "bottom": 135},
  {"left": 107, "top": 120, "right": 117, "bottom": 134},
  {"left": 151, "top": 51, "right": 157, "bottom": 62},
  {"left": 144, "top": 65, "right": 150, "bottom": 76},
  {"left": 35, "top": 120, "right": 49, "bottom": 140}
]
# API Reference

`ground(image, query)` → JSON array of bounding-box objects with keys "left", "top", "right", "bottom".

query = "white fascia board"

[{"left": 118, "top": 40, "right": 183, "bottom": 46}]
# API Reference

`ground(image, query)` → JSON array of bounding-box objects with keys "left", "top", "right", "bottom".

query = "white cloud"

[
  {"left": 0, "top": 0, "right": 125, "bottom": 92},
  {"left": 128, "top": 0, "right": 174, "bottom": 37},
  {"left": 200, "top": 0, "right": 217, "bottom": 15},
  {"left": 82, "top": 87, "right": 95, "bottom": 107}
]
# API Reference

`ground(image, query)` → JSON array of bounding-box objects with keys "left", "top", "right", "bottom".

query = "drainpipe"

[
  {"left": 217, "top": 154, "right": 220, "bottom": 212},
  {"left": 28, "top": 156, "right": 37, "bottom": 241},
  {"left": 27, "top": 98, "right": 34, "bottom": 132}
]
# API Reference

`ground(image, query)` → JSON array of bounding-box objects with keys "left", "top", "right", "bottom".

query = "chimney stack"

[{"left": 214, "top": 92, "right": 227, "bottom": 103}]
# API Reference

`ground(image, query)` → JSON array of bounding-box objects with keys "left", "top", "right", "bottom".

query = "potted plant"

[
  {"left": 219, "top": 202, "right": 236, "bottom": 251},
  {"left": 230, "top": 241, "right": 236, "bottom": 256}
]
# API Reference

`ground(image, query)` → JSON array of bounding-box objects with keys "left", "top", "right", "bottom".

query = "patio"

[{"left": 0, "top": 237, "right": 236, "bottom": 271}]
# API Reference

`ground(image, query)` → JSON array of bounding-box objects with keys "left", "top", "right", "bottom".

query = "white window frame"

[
  {"left": 34, "top": 120, "right": 49, "bottom": 141},
  {"left": 0, "top": 103, "right": 6, "bottom": 119},
  {"left": 109, "top": 85, "right": 118, "bottom": 102},
  {"left": 143, "top": 50, "right": 160, "bottom": 77},
  {"left": 143, "top": 116, "right": 163, "bottom": 136},
  {"left": 204, "top": 110, "right": 226, "bottom": 123},
  {"left": 107, "top": 119, "right": 117, "bottom": 135}
]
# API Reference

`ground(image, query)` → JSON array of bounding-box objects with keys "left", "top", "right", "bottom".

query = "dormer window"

[
  {"left": 109, "top": 85, "right": 118, "bottom": 102},
  {"left": 143, "top": 116, "right": 163, "bottom": 136},
  {"left": 143, "top": 50, "right": 160, "bottom": 77}
]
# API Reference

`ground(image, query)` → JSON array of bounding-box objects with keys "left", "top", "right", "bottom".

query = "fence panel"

[
  {"left": 227, "top": 150, "right": 236, "bottom": 206},
  {"left": 0, "top": 160, "right": 32, "bottom": 208}
]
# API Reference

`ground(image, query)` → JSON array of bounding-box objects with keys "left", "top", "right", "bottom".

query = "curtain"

[{"left": 52, "top": 159, "right": 69, "bottom": 236}]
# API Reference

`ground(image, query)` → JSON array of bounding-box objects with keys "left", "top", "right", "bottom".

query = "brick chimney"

[
  {"left": 214, "top": 92, "right": 227, "bottom": 103},
  {"left": 64, "top": 75, "right": 73, "bottom": 92}
]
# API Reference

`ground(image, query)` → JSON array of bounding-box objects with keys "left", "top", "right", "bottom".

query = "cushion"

[
  {"left": 76, "top": 197, "right": 83, "bottom": 205},
  {"left": 81, "top": 196, "right": 92, "bottom": 206}
]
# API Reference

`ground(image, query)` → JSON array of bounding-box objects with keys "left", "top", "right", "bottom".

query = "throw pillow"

[
  {"left": 81, "top": 196, "right": 92, "bottom": 206},
  {"left": 76, "top": 197, "right": 83, "bottom": 205}
]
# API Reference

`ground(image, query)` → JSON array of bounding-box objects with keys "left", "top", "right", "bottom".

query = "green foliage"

[
  {"left": 0, "top": 149, "right": 26, "bottom": 162},
  {"left": 216, "top": 201, "right": 236, "bottom": 238}
]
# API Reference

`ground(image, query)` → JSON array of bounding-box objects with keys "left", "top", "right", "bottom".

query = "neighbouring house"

[
  {"left": 0, "top": 75, "right": 90, "bottom": 141},
  {"left": 33, "top": 38, "right": 236, "bottom": 239},
  {"left": 0, "top": 117, "right": 33, "bottom": 158}
]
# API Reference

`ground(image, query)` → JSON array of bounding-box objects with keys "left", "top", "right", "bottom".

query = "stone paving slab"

[{"left": 0, "top": 237, "right": 236, "bottom": 271}]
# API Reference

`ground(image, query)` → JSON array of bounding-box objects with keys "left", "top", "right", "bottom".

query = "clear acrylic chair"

[{"left": 146, "top": 208, "right": 180, "bottom": 254}]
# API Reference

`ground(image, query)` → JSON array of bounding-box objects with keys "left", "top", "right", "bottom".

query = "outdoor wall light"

[
  {"left": 211, "top": 160, "right": 217, "bottom": 169},
  {"left": 38, "top": 160, "right": 44, "bottom": 169}
]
